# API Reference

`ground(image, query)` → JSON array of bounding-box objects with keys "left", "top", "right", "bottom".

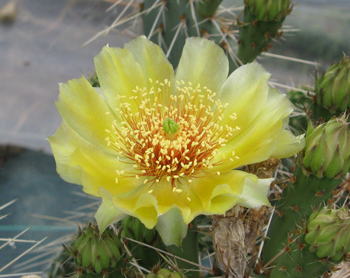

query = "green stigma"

[{"left": 163, "top": 118, "right": 179, "bottom": 138}]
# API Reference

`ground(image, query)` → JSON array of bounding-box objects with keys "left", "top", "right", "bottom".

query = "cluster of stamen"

[{"left": 105, "top": 79, "right": 240, "bottom": 195}]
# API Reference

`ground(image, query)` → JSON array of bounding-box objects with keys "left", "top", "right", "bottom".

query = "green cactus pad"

[
  {"left": 237, "top": 1, "right": 292, "bottom": 64},
  {"left": 262, "top": 163, "right": 342, "bottom": 265}
]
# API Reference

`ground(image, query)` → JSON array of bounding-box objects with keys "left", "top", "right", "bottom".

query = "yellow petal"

[
  {"left": 191, "top": 170, "right": 257, "bottom": 214},
  {"left": 111, "top": 187, "right": 158, "bottom": 229},
  {"left": 175, "top": 37, "right": 228, "bottom": 93},
  {"left": 56, "top": 77, "right": 115, "bottom": 153},
  {"left": 49, "top": 121, "right": 142, "bottom": 196},
  {"left": 94, "top": 45, "right": 147, "bottom": 114},
  {"left": 271, "top": 130, "right": 305, "bottom": 158},
  {"left": 219, "top": 62, "right": 270, "bottom": 128},
  {"left": 134, "top": 193, "right": 159, "bottom": 229},
  {"left": 215, "top": 87, "right": 295, "bottom": 172},
  {"left": 125, "top": 36, "right": 175, "bottom": 93}
]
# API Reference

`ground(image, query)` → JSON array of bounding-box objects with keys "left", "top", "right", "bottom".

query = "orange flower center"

[{"left": 105, "top": 79, "right": 240, "bottom": 192}]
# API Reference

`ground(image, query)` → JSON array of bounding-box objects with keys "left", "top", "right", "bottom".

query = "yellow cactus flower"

[{"left": 49, "top": 36, "right": 304, "bottom": 235}]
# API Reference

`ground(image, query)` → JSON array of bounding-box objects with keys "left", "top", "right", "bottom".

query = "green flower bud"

[
  {"left": 66, "top": 223, "right": 123, "bottom": 274},
  {"left": 302, "top": 118, "right": 350, "bottom": 178},
  {"left": 147, "top": 268, "right": 182, "bottom": 278},
  {"left": 121, "top": 216, "right": 156, "bottom": 244},
  {"left": 305, "top": 208, "right": 350, "bottom": 261},
  {"left": 245, "top": 0, "right": 292, "bottom": 22},
  {"left": 315, "top": 55, "right": 350, "bottom": 114}
]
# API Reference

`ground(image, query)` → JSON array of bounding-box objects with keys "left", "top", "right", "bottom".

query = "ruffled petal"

[
  {"left": 56, "top": 77, "right": 115, "bottom": 153},
  {"left": 191, "top": 170, "right": 258, "bottom": 214},
  {"left": 49, "top": 121, "right": 143, "bottom": 196},
  {"left": 175, "top": 37, "right": 228, "bottom": 94},
  {"left": 133, "top": 193, "right": 159, "bottom": 229}
]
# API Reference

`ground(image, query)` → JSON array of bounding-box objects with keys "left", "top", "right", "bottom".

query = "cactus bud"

[
  {"left": 245, "top": 0, "right": 292, "bottom": 22},
  {"left": 147, "top": 268, "right": 182, "bottom": 278},
  {"left": 66, "top": 223, "right": 123, "bottom": 275},
  {"left": 305, "top": 208, "right": 350, "bottom": 261},
  {"left": 315, "top": 55, "right": 350, "bottom": 114},
  {"left": 302, "top": 118, "right": 350, "bottom": 178}
]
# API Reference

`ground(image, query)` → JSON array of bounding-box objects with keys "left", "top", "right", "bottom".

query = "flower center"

[
  {"left": 162, "top": 118, "right": 179, "bottom": 140},
  {"left": 105, "top": 79, "right": 239, "bottom": 192}
]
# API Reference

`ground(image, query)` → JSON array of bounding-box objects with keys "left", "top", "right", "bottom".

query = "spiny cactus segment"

[
  {"left": 262, "top": 159, "right": 344, "bottom": 269},
  {"left": 237, "top": 0, "right": 293, "bottom": 64}
]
